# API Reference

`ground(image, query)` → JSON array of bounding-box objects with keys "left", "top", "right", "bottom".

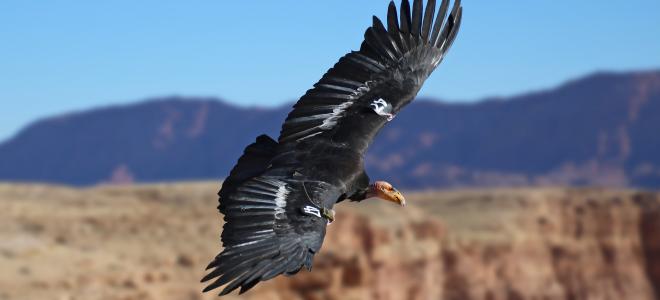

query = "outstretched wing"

[
  {"left": 279, "top": 0, "right": 462, "bottom": 153},
  {"left": 203, "top": 136, "right": 339, "bottom": 295}
]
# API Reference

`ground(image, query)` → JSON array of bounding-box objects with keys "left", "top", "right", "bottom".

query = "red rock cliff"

[{"left": 0, "top": 184, "right": 658, "bottom": 300}]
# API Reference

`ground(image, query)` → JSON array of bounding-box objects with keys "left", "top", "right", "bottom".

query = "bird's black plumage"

[{"left": 203, "top": 0, "right": 462, "bottom": 295}]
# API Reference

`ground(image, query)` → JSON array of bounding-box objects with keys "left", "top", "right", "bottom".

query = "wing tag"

[
  {"left": 301, "top": 205, "right": 322, "bottom": 218},
  {"left": 370, "top": 98, "right": 395, "bottom": 121}
]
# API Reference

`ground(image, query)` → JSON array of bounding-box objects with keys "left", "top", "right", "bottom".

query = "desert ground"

[{"left": 0, "top": 182, "right": 658, "bottom": 300}]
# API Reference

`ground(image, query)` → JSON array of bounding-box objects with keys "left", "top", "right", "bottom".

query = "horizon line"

[{"left": 1, "top": 67, "right": 659, "bottom": 144}]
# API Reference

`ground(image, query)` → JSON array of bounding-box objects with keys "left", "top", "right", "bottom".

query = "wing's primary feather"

[
  {"left": 411, "top": 0, "right": 423, "bottom": 38},
  {"left": 400, "top": 0, "right": 412, "bottom": 34},
  {"left": 430, "top": 0, "right": 450, "bottom": 45},
  {"left": 421, "top": 0, "right": 436, "bottom": 42}
]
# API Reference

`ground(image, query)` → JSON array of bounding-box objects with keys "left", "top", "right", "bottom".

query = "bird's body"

[{"left": 203, "top": 0, "right": 463, "bottom": 295}]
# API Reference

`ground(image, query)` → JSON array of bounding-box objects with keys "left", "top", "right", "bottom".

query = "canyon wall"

[{"left": 0, "top": 183, "right": 658, "bottom": 300}]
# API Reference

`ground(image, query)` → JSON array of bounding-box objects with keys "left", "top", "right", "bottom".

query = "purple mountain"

[{"left": 1, "top": 70, "right": 659, "bottom": 188}]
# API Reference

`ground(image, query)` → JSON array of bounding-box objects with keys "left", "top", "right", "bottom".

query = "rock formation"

[{"left": 0, "top": 183, "right": 658, "bottom": 300}]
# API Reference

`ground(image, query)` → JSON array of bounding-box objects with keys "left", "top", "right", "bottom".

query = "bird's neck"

[{"left": 348, "top": 184, "right": 375, "bottom": 202}]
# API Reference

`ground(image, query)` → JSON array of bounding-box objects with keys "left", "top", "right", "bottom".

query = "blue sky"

[{"left": 1, "top": 1, "right": 659, "bottom": 142}]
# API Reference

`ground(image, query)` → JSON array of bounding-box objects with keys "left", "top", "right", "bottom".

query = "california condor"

[{"left": 203, "top": 0, "right": 463, "bottom": 295}]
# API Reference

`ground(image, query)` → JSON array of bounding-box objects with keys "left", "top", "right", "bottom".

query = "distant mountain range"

[{"left": 1, "top": 70, "right": 659, "bottom": 189}]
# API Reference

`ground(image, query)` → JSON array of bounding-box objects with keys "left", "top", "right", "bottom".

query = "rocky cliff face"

[
  {"left": 269, "top": 189, "right": 660, "bottom": 300},
  {"left": 0, "top": 183, "right": 658, "bottom": 300}
]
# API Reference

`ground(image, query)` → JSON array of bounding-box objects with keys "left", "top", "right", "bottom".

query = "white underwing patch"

[
  {"left": 274, "top": 184, "right": 288, "bottom": 219},
  {"left": 319, "top": 101, "right": 354, "bottom": 130}
]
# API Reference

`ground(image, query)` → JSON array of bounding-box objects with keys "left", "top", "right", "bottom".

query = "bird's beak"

[{"left": 379, "top": 188, "right": 406, "bottom": 207}]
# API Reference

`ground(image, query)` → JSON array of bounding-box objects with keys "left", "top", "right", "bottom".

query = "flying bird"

[{"left": 203, "top": 0, "right": 462, "bottom": 295}]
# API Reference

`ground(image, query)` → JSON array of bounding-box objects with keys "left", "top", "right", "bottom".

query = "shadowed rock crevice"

[{"left": 636, "top": 192, "right": 660, "bottom": 299}]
